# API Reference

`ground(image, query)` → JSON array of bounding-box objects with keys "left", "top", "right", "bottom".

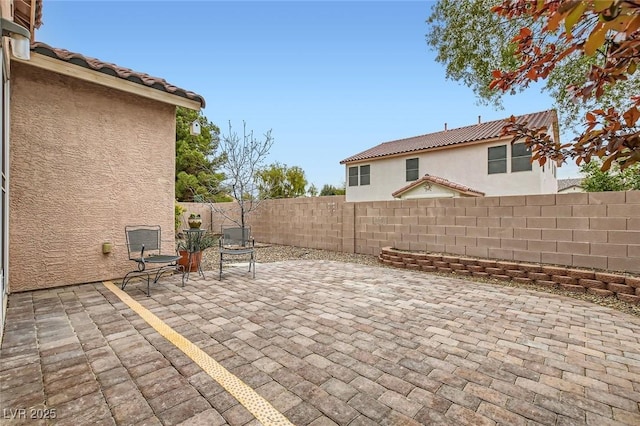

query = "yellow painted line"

[{"left": 103, "top": 281, "right": 293, "bottom": 426}]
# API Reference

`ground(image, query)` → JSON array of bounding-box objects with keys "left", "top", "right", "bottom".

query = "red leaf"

[
  {"left": 623, "top": 107, "right": 640, "bottom": 127},
  {"left": 520, "top": 27, "right": 532, "bottom": 38}
]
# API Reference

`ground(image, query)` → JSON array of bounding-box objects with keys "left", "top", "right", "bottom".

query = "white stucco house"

[{"left": 340, "top": 110, "right": 560, "bottom": 202}]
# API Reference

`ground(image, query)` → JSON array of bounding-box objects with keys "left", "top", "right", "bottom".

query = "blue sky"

[{"left": 37, "top": 1, "right": 581, "bottom": 189}]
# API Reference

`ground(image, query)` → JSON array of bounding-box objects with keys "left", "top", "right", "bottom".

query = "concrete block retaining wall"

[{"left": 378, "top": 247, "right": 640, "bottom": 304}]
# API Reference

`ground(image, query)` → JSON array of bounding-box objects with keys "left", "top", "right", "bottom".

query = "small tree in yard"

[
  {"left": 210, "top": 121, "right": 274, "bottom": 243},
  {"left": 175, "top": 107, "right": 228, "bottom": 202}
]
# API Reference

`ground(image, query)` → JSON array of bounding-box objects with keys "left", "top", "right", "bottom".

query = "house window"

[
  {"left": 348, "top": 166, "right": 359, "bottom": 186},
  {"left": 512, "top": 142, "right": 532, "bottom": 172},
  {"left": 360, "top": 165, "right": 370, "bottom": 186},
  {"left": 348, "top": 165, "right": 370, "bottom": 186},
  {"left": 406, "top": 158, "right": 419, "bottom": 181},
  {"left": 488, "top": 145, "right": 507, "bottom": 174}
]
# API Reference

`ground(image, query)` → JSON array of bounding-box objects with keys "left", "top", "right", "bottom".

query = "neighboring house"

[
  {"left": 557, "top": 178, "right": 584, "bottom": 193},
  {"left": 1, "top": 0, "right": 205, "bottom": 339},
  {"left": 340, "top": 110, "right": 559, "bottom": 202}
]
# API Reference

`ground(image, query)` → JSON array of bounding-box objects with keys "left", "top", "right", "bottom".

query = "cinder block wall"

[
  {"left": 354, "top": 191, "right": 639, "bottom": 274},
  {"left": 10, "top": 63, "right": 177, "bottom": 292},
  {"left": 251, "top": 196, "right": 345, "bottom": 252},
  {"left": 192, "top": 191, "right": 639, "bottom": 274}
]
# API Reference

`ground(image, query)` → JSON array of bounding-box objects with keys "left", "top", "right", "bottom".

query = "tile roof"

[
  {"left": 341, "top": 110, "right": 558, "bottom": 164},
  {"left": 31, "top": 41, "right": 206, "bottom": 108},
  {"left": 392, "top": 174, "right": 485, "bottom": 198},
  {"left": 557, "top": 178, "right": 583, "bottom": 191}
]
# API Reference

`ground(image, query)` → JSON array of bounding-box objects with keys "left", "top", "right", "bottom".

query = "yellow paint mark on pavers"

[{"left": 103, "top": 281, "right": 293, "bottom": 426}]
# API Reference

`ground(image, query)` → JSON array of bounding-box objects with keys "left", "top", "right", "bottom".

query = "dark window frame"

[
  {"left": 359, "top": 165, "right": 370, "bottom": 186},
  {"left": 511, "top": 142, "right": 533, "bottom": 172},
  {"left": 348, "top": 165, "right": 370, "bottom": 186},
  {"left": 406, "top": 158, "right": 419, "bottom": 182},
  {"left": 348, "top": 166, "right": 359, "bottom": 187},
  {"left": 488, "top": 145, "right": 507, "bottom": 174}
]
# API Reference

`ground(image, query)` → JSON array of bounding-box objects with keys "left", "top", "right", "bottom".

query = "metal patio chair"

[
  {"left": 219, "top": 226, "right": 255, "bottom": 280},
  {"left": 122, "top": 225, "right": 184, "bottom": 296}
]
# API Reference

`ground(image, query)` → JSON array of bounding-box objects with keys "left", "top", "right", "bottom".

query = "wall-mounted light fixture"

[
  {"left": 0, "top": 18, "right": 31, "bottom": 60},
  {"left": 102, "top": 242, "right": 113, "bottom": 254}
]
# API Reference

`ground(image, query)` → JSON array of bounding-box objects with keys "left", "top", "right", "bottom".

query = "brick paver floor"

[{"left": 1, "top": 260, "right": 640, "bottom": 425}]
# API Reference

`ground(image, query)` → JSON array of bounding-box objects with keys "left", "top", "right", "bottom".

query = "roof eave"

[
  {"left": 16, "top": 51, "right": 203, "bottom": 110},
  {"left": 341, "top": 135, "right": 510, "bottom": 165}
]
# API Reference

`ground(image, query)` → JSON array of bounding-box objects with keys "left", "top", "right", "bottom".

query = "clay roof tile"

[
  {"left": 341, "top": 110, "right": 558, "bottom": 164},
  {"left": 31, "top": 41, "right": 206, "bottom": 108}
]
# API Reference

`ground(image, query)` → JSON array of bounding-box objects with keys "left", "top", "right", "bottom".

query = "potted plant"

[
  {"left": 187, "top": 213, "right": 202, "bottom": 229},
  {"left": 177, "top": 232, "right": 218, "bottom": 272}
]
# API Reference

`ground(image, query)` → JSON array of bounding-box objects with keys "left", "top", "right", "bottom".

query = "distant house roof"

[
  {"left": 392, "top": 174, "right": 485, "bottom": 198},
  {"left": 558, "top": 178, "right": 583, "bottom": 191},
  {"left": 341, "top": 110, "right": 558, "bottom": 164},
  {"left": 31, "top": 42, "right": 206, "bottom": 108}
]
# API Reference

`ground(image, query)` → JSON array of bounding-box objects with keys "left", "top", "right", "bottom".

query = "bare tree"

[{"left": 209, "top": 121, "right": 274, "bottom": 244}]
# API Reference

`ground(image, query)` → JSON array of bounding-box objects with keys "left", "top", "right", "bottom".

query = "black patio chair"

[
  {"left": 219, "top": 226, "right": 255, "bottom": 280},
  {"left": 122, "top": 225, "right": 184, "bottom": 296}
]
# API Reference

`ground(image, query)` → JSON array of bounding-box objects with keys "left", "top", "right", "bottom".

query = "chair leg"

[
  {"left": 122, "top": 271, "right": 134, "bottom": 290},
  {"left": 184, "top": 252, "right": 191, "bottom": 283},
  {"left": 219, "top": 252, "right": 223, "bottom": 281},
  {"left": 197, "top": 256, "right": 205, "bottom": 279}
]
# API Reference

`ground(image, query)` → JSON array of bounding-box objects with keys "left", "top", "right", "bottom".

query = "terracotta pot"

[
  {"left": 188, "top": 218, "right": 202, "bottom": 229},
  {"left": 178, "top": 250, "right": 202, "bottom": 272}
]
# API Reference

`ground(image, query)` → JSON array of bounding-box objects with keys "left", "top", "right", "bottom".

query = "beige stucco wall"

[
  {"left": 9, "top": 62, "right": 177, "bottom": 292},
  {"left": 345, "top": 139, "right": 558, "bottom": 202}
]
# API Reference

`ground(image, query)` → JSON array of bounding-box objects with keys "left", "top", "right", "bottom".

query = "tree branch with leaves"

[{"left": 489, "top": 0, "right": 640, "bottom": 170}]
